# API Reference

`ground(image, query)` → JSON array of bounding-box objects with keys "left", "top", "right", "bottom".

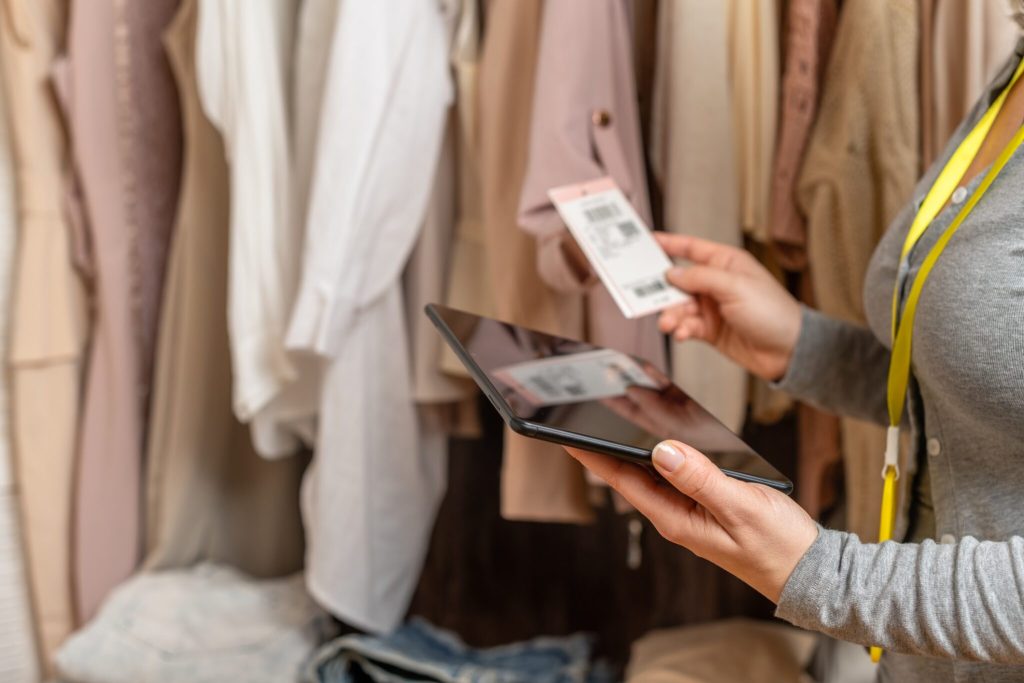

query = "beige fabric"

[
  {"left": 477, "top": 0, "right": 592, "bottom": 523},
  {"left": 797, "top": 0, "right": 919, "bottom": 540},
  {"left": 626, "top": 619, "right": 816, "bottom": 683},
  {"left": 440, "top": 0, "right": 493, "bottom": 379},
  {"left": 0, "top": 0, "right": 84, "bottom": 669},
  {"left": 928, "top": 0, "right": 1020, "bottom": 167},
  {"left": 919, "top": 0, "right": 937, "bottom": 171},
  {"left": 730, "top": 0, "right": 780, "bottom": 243},
  {"left": 0, "top": 26, "right": 41, "bottom": 680},
  {"left": 143, "top": 0, "right": 305, "bottom": 579},
  {"left": 649, "top": 0, "right": 748, "bottom": 433}
]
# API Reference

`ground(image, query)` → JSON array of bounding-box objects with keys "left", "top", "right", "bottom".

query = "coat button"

[
  {"left": 940, "top": 533, "right": 956, "bottom": 545},
  {"left": 592, "top": 109, "right": 612, "bottom": 127},
  {"left": 927, "top": 437, "right": 941, "bottom": 457}
]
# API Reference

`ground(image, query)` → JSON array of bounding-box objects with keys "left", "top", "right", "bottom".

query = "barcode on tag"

[
  {"left": 633, "top": 280, "right": 667, "bottom": 298},
  {"left": 617, "top": 221, "right": 639, "bottom": 239},
  {"left": 583, "top": 203, "right": 621, "bottom": 223}
]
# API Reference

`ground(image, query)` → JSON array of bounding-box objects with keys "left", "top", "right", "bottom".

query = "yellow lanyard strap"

[{"left": 870, "top": 59, "right": 1024, "bottom": 664}]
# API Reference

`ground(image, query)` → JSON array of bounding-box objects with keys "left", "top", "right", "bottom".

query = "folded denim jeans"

[{"left": 304, "top": 618, "right": 614, "bottom": 683}]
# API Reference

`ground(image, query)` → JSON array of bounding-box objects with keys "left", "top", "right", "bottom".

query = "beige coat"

[
  {"left": 143, "top": 0, "right": 306, "bottom": 579},
  {"left": 0, "top": 0, "right": 86, "bottom": 669},
  {"left": 797, "top": 0, "right": 919, "bottom": 540}
]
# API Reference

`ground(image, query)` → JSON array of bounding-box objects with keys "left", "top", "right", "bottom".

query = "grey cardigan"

[{"left": 774, "top": 41, "right": 1024, "bottom": 682}]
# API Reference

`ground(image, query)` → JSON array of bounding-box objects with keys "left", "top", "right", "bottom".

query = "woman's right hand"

[{"left": 655, "top": 233, "right": 802, "bottom": 381}]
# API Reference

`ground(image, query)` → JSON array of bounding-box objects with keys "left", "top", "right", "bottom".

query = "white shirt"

[
  {"left": 196, "top": 0, "right": 318, "bottom": 457},
  {"left": 287, "top": 0, "right": 454, "bottom": 632}
]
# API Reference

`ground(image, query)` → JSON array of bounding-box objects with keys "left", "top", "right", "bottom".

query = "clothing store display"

[
  {"left": 55, "top": 565, "right": 331, "bottom": 683},
  {"left": 0, "top": 48, "right": 39, "bottom": 682},
  {"left": 648, "top": 0, "right": 747, "bottom": 433},
  {"left": 143, "top": 0, "right": 305, "bottom": 578},
  {"left": 625, "top": 619, "right": 816, "bottom": 683},
  {"left": 196, "top": 0, "right": 319, "bottom": 460},
  {"left": 926, "top": 0, "right": 1020, "bottom": 168},
  {"left": 730, "top": 0, "right": 781, "bottom": 242},
  {"left": 286, "top": 0, "right": 453, "bottom": 633},
  {"left": 304, "top": 617, "right": 613, "bottom": 683},
  {"left": 776, "top": 40, "right": 1024, "bottom": 682},
  {"left": 769, "top": 0, "right": 839, "bottom": 269},
  {"left": 1, "top": 0, "right": 1020, "bottom": 676},
  {"left": 64, "top": 0, "right": 183, "bottom": 622},
  {"left": 0, "top": 0, "right": 84, "bottom": 666},
  {"left": 796, "top": 0, "right": 919, "bottom": 542}
]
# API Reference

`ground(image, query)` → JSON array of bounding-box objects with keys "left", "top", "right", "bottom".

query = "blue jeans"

[{"left": 304, "top": 618, "right": 615, "bottom": 683}]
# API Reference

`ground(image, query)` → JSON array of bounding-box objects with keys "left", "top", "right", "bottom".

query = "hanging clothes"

[
  {"left": 473, "top": 0, "right": 592, "bottom": 524},
  {"left": 0, "top": 0, "right": 84, "bottom": 667},
  {"left": 0, "top": 36, "right": 41, "bottom": 683},
  {"left": 925, "top": 0, "right": 1020, "bottom": 169},
  {"left": 62, "top": 0, "right": 183, "bottom": 622},
  {"left": 285, "top": 0, "right": 454, "bottom": 632},
  {"left": 196, "top": 0, "right": 319, "bottom": 461},
  {"left": 513, "top": 0, "right": 664, "bottom": 523},
  {"left": 406, "top": 0, "right": 482, "bottom": 433},
  {"left": 730, "top": 0, "right": 781, "bottom": 243},
  {"left": 769, "top": 0, "right": 839, "bottom": 269},
  {"left": 649, "top": 0, "right": 748, "bottom": 433},
  {"left": 796, "top": 0, "right": 919, "bottom": 541},
  {"left": 143, "top": 0, "right": 305, "bottom": 578}
]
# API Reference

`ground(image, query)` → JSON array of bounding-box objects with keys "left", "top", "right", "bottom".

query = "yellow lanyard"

[{"left": 870, "top": 58, "right": 1024, "bottom": 664}]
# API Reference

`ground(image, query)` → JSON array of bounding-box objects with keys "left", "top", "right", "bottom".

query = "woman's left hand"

[{"left": 565, "top": 441, "right": 819, "bottom": 603}]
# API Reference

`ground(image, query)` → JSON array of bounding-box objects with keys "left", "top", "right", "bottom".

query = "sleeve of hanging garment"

[
  {"left": 516, "top": 0, "right": 648, "bottom": 295},
  {"left": 286, "top": 0, "right": 453, "bottom": 359},
  {"left": 771, "top": 307, "right": 890, "bottom": 426},
  {"left": 195, "top": 0, "right": 298, "bottom": 423},
  {"left": 776, "top": 529, "right": 1024, "bottom": 664}
]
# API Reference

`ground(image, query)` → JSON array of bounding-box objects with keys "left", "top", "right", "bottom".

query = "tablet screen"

[{"left": 430, "top": 304, "right": 789, "bottom": 487}]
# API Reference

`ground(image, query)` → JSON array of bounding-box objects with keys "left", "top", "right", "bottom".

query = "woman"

[{"left": 567, "top": 23, "right": 1024, "bottom": 683}]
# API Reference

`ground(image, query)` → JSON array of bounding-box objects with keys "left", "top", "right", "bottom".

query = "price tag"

[{"left": 548, "top": 177, "right": 689, "bottom": 319}]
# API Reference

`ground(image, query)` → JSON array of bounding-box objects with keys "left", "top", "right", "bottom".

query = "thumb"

[
  {"left": 666, "top": 265, "right": 740, "bottom": 303},
  {"left": 651, "top": 440, "right": 750, "bottom": 521}
]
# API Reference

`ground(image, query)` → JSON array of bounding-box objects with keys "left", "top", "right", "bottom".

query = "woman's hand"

[
  {"left": 565, "top": 441, "right": 818, "bottom": 603},
  {"left": 655, "top": 233, "right": 802, "bottom": 381}
]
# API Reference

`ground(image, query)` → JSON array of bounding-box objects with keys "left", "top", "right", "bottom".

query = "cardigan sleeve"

[
  {"left": 773, "top": 307, "right": 890, "bottom": 426},
  {"left": 776, "top": 529, "right": 1024, "bottom": 663}
]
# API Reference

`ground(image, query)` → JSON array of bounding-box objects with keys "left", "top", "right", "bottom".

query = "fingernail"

[
  {"left": 653, "top": 442, "right": 685, "bottom": 473},
  {"left": 667, "top": 266, "right": 685, "bottom": 280}
]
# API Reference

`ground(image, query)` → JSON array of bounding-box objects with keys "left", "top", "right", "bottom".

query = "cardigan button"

[
  {"left": 927, "top": 437, "right": 941, "bottom": 457},
  {"left": 592, "top": 109, "right": 613, "bottom": 127}
]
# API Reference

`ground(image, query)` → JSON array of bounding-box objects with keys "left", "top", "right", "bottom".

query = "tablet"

[{"left": 426, "top": 304, "right": 792, "bottom": 494}]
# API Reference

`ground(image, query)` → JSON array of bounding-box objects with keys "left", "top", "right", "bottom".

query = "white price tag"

[
  {"left": 548, "top": 177, "right": 689, "bottom": 319},
  {"left": 493, "top": 349, "right": 659, "bottom": 408}
]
